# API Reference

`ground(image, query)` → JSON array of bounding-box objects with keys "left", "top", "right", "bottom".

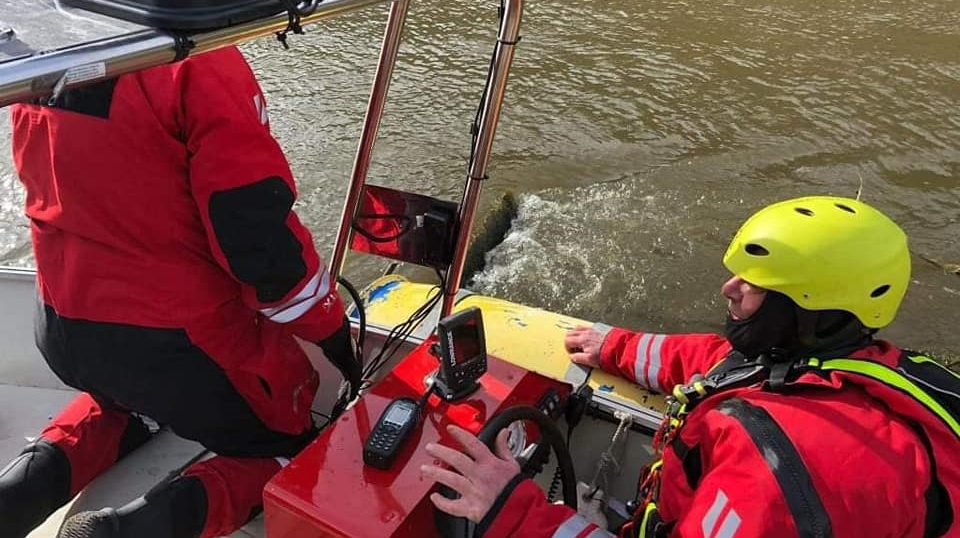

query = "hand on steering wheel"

[
  {"left": 424, "top": 406, "right": 579, "bottom": 538},
  {"left": 421, "top": 425, "right": 521, "bottom": 523}
]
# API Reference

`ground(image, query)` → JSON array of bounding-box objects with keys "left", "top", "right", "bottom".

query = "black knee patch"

[
  {"left": 0, "top": 440, "right": 72, "bottom": 537},
  {"left": 208, "top": 176, "right": 306, "bottom": 303}
]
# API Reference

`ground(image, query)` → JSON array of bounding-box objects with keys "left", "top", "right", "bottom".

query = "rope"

[{"left": 587, "top": 410, "right": 634, "bottom": 499}]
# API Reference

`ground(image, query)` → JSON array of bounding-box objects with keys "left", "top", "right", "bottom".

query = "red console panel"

[{"left": 264, "top": 338, "right": 569, "bottom": 538}]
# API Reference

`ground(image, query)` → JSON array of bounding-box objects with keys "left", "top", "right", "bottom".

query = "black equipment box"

[{"left": 61, "top": 0, "right": 289, "bottom": 31}]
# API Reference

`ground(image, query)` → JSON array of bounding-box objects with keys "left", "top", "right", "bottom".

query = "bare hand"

[
  {"left": 564, "top": 326, "right": 603, "bottom": 368},
  {"left": 421, "top": 424, "right": 521, "bottom": 523}
]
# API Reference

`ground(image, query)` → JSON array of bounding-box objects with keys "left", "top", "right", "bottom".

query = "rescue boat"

[{"left": 0, "top": 0, "right": 667, "bottom": 535}]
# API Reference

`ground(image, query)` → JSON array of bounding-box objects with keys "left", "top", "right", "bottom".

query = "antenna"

[{"left": 856, "top": 170, "right": 864, "bottom": 201}]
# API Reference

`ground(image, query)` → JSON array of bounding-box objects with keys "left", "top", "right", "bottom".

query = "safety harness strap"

[{"left": 716, "top": 398, "right": 833, "bottom": 538}]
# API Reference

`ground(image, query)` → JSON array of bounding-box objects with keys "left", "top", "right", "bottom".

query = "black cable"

[
  {"left": 361, "top": 288, "right": 441, "bottom": 380},
  {"left": 320, "top": 276, "right": 366, "bottom": 422},
  {"left": 351, "top": 214, "right": 413, "bottom": 243},
  {"left": 415, "top": 379, "right": 438, "bottom": 411},
  {"left": 360, "top": 269, "right": 447, "bottom": 384},
  {"left": 547, "top": 465, "right": 563, "bottom": 503},
  {"left": 369, "top": 273, "right": 442, "bottom": 375},
  {"left": 310, "top": 409, "right": 333, "bottom": 429},
  {"left": 275, "top": 0, "right": 306, "bottom": 49},
  {"left": 466, "top": 0, "right": 509, "bottom": 181},
  {"left": 546, "top": 422, "right": 576, "bottom": 502},
  {"left": 337, "top": 275, "right": 366, "bottom": 358}
]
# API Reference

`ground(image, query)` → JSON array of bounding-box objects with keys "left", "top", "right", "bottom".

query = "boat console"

[{"left": 263, "top": 323, "right": 573, "bottom": 537}]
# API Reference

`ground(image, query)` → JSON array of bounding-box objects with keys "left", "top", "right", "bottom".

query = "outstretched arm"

[{"left": 565, "top": 325, "right": 732, "bottom": 393}]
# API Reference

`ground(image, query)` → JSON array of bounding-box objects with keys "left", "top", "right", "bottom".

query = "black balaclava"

[
  {"left": 724, "top": 290, "right": 873, "bottom": 360},
  {"left": 724, "top": 290, "right": 799, "bottom": 359}
]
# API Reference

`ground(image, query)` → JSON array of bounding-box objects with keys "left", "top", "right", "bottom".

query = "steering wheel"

[{"left": 434, "top": 405, "right": 579, "bottom": 538}]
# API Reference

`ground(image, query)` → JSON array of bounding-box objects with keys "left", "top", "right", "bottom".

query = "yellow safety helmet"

[{"left": 722, "top": 196, "right": 910, "bottom": 329}]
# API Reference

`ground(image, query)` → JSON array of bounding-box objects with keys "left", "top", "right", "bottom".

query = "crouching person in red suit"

[{"left": 0, "top": 46, "right": 360, "bottom": 538}]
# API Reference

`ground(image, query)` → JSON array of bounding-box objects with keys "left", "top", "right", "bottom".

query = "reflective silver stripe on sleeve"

[
  {"left": 633, "top": 333, "right": 654, "bottom": 387},
  {"left": 701, "top": 489, "right": 728, "bottom": 538},
  {"left": 631, "top": 333, "right": 667, "bottom": 392},
  {"left": 550, "top": 513, "right": 592, "bottom": 538},
  {"left": 584, "top": 527, "right": 614, "bottom": 538},
  {"left": 714, "top": 509, "right": 742, "bottom": 538},
  {"left": 646, "top": 334, "right": 666, "bottom": 393},
  {"left": 259, "top": 269, "right": 332, "bottom": 323},
  {"left": 702, "top": 489, "right": 742, "bottom": 538}
]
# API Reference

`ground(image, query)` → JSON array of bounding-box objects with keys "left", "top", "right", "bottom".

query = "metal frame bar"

[
  {"left": 441, "top": 0, "right": 522, "bottom": 316},
  {"left": 0, "top": 0, "right": 393, "bottom": 108},
  {"left": 328, "top": 0, "right": 525, "bottom": 320},
  {"left": 328, "top": 0, "right": 412, "bottom": 280}
]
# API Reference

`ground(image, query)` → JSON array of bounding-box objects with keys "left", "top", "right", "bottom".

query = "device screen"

[
  {"left": 450, "top": 322, "right": 481, "bottom": 365},
  {"left": 384, "top": 403, "right": 413, "bottom": 427}
]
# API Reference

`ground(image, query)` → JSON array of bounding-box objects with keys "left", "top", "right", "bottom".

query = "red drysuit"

[
  {"left": 10, "top": 45, "right": 344, "bottom": 537},
  {"left": 480, "top": 328, "right": 954, "bottom": 538}
]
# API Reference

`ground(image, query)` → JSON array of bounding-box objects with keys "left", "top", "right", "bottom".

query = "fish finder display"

[
  {"left": 435, "top": 307, "right": 487, "bottom": 400},
  {"left": 449, "top": 321, "right": 482, "bottom": 365}
]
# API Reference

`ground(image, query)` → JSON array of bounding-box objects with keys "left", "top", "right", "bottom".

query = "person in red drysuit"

[
  {"left": 422, "top": 196, "right": 957, "bottom": 538},
  {"left": 0, "top": 45, "right": 360, "bottom": 538}
]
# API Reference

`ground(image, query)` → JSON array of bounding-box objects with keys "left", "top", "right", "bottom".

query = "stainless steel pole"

[
  {"left": 441, "top": 0, "right": 523, "bottom": 317},
  {"left": 328, "top": 0, "right": 411, "bottom": 282}
]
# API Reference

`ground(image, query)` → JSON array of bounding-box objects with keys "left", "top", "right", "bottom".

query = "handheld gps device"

[
  {"left": 363, "top": 397, "right": 420, "bottom": 470},
  {"left": 433, "top": 306, "right": 487, "bottom": 401}
]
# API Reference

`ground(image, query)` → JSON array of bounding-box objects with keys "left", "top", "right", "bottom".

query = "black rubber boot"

[
  {"left": 57, "top": 476, "right": 207, "bottom": 538},
  {"left": 0, "top": 440, "right": 72, "bottom": 538}
]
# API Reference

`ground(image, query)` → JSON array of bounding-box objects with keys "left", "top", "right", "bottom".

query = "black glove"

[{"left": 317, "top": 316, "right": 362, "bottom": 402}]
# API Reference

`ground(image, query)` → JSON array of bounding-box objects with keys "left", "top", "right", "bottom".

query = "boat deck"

[{"left": 0, "top": 385, "right": 269, "bottom": 537}]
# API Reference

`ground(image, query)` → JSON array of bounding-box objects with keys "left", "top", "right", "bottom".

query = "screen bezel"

[{"left": 436, "top": 306, "right": 486, "bottom": 388}]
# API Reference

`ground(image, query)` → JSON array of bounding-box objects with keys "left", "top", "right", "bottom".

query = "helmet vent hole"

[
  {"left": 794, "top": 207, "right": 815, "bottom": 217},
  {"left": 745, "top": 244, "right": 769, "bottom": 256},
  {"left": 870, "top": 285, "right": 890, "bottom": 298},
  {"left": 835, "top": 203, "right": 856, "bottom": 214}
]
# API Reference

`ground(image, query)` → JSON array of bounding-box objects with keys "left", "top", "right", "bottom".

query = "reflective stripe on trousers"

[{"left": 550, "top": 513, "right": 613, "bottom": 538}]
